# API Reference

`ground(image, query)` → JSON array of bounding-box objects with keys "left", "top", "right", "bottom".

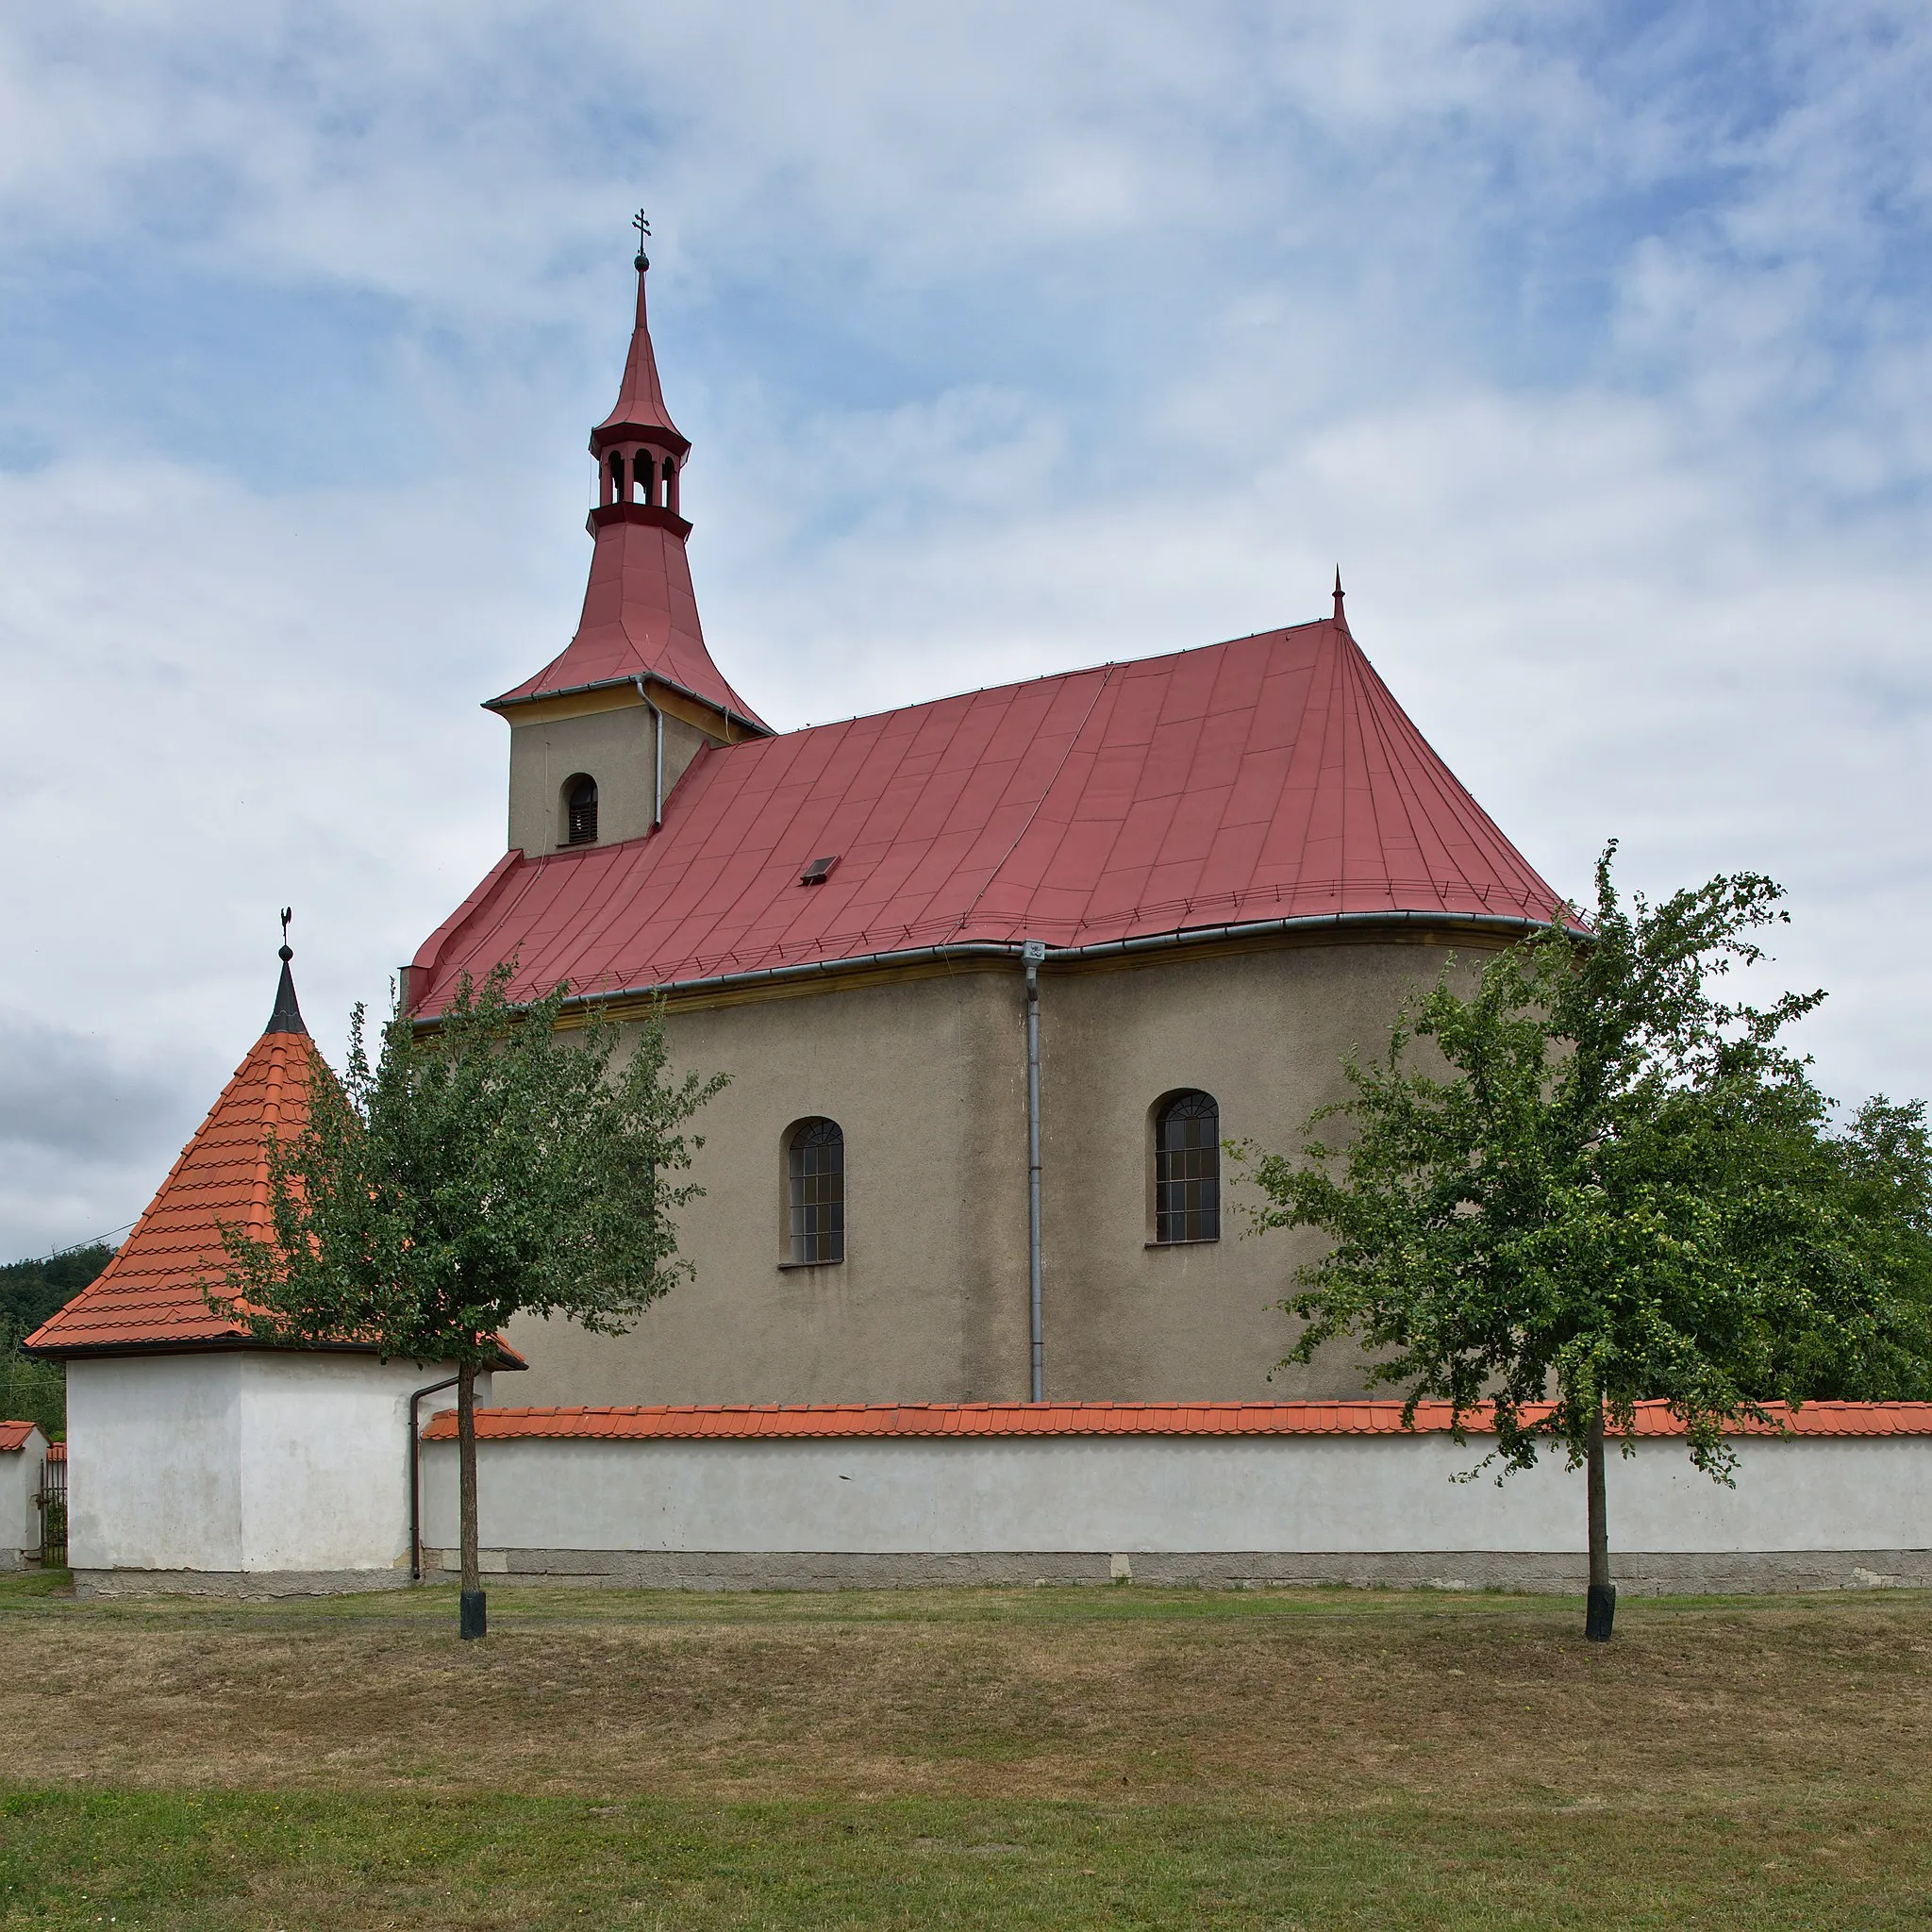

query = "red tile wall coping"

[
  {"left": 43, "top": 1441, "right": 65, "bottom": 1462},
  {"left": 419, "top": 1399, "right": 1932, "bottom": 1444},
  {"left": 0, "top": 1421, "right": 42, "bottom": 1453}
]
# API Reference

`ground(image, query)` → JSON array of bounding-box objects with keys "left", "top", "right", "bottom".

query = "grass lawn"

[{"left": 1, "top": 1569, "right": 1929, "bottom": 1928}]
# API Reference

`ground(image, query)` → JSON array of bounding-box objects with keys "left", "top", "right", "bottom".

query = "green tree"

[
  {"left": 1238, "top": 847, "right": 1932, "bottom": 1641},
  {"left": 213, "top": 963, "right": 724, "bottom": 1637},
  {"left": 0, "top": 1243, "right": 116, "bottom": 1441},
  {"left": 0, "top": 1321, "right": 68, "bottom": 1442},
  {"left": 0, "top": 1242, "right": 116, "bottom": 1338}
]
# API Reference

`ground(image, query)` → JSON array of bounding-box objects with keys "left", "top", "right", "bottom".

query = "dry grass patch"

[
  {"left": 3, "top": 1577, "right": 1931, "bottom": 1927},
  {"left": 0, "top": 1578, "right": 1928, "bottom": 1809}
]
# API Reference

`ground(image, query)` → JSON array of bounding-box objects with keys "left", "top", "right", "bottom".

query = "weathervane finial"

[
  {"left": 279, "top": 906, "right": 292, "bottom": 964},
  {"left": 632, "top": 208, "right": 652, "bottom": 272}
]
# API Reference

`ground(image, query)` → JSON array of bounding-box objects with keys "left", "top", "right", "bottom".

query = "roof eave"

[
  {"left": 25, "top": 1334, "right": 528, "bottom": 1370},
  {"left": 482, "top": 668, "right": 773, "bottom": 737},
  {"left": 410, "top": 907, "right": 1574, "bottom": 1030}
]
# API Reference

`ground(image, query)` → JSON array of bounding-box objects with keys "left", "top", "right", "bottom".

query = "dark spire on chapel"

[{"left": 265, "top": 908, "right": 308, "bottom": 1037}]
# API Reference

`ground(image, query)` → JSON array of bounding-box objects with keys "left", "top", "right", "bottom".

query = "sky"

[{"left": 1, "top": 1, "right": 1929, "bottom": 1260}]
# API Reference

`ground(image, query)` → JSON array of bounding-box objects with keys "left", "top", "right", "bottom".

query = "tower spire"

[
  {"left": 484, "top": 219, "right": 766, "bottom": 732},
  {"left": 265, "top": 907, "right": 308, "bottom": 1037},
  {"left": 596, "top": 212, "right": 687, "bottom": 460},
  {"left": 1332, "top": 567, "right": 1347, "bottom": 630}
]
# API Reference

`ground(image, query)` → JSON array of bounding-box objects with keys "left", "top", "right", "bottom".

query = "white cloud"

[{"left": 1, "top": 0, "right": 1930, "bottom": 1252}]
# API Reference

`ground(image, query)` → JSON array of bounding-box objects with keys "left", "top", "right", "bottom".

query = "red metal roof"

[
  {"left": 488, "top": 512, "right": 766, "bottom": 724},
  {"left": 593, "top": 259, "right": 685, "bottom": 451},
  {"left": 25, "top": 1022, "right": 321, "bottom": 1355},
  {"left": 421, "top": 1399, "right": 1932, "bottom": 1443},
  {"left": 0, "top": 1421, "right": 43, "bottom": 1453},
  {"left": 413, "top": 614, "right": 1575, "bottom": 1012}
]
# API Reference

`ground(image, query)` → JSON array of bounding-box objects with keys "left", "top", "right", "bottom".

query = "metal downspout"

[
  {"left": 634, "top": 677, "right": 663, "bottom": 827},
  {"left": 1023, "top": 939, "right": 1046, "bottom": 1401},
  {"left": 408, "top": 1374, "right": 459, "bottom": 1581}
]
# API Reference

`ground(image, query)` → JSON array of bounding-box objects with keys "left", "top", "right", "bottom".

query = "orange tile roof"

[
  {"left": 418, "top": 1398, "right": 1932, "bottom": 1443},
  {"left": 45, "top": 1441, "right": 65, "bottom": 1463},
  {"left": 25, "top": 1024, "right": 323, "bottom": 1356},
  {"left": 0, "top": 1421, "right": 44, "bottom": 1453}
]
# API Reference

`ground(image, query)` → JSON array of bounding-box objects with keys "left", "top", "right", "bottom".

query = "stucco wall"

[
  {"left": 508, "top": 697, "right": 711, "bottom": 856},
  {"left": 508, "top": 931, "right": 1495, "bottom": 1407},
  {"left": 420, "top": 1431, "right": 1932, "bottom": 1586},
  {"left": 508, "top": 963, "right": 1030, "bottom": 1407},
  {"left": 69, "top": 1353, "right": 488, "bottom": 1576},
  {"left": 0, "top": 1429, "right": 48, "bottom": 1565},
  {"left": 1038, "top": 937, "right": 1486, "bottom": 1399}
]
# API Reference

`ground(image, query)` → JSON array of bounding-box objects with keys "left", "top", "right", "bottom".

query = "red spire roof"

[
  {"left": 593, "top": 258, "right": 686, "bottom": 452},
  {"left": 489, "top": 251, "right": 767, "bottom": 729},
  {"left": 411, "top": 612, "right": 1576, "bottom": 1013},
  {"left": 27, "top": 966, "right": 323, "bottom": 1356}
]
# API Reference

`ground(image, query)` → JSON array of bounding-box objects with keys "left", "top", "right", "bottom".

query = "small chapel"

[{"left": 404, "top": 236, "right": 1574, "bottom": 1412}]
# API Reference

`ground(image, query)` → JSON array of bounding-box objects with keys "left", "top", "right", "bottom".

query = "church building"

[
  {"left": 30, "top": 236, "right": 1932, "bottom": 1606},
  {"left": 407, "top": 240, "right": 1574, "bottom": 1411}
]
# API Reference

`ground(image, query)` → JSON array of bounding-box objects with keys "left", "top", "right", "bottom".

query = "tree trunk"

[
  {"left": 1585, "top": 1405, "right": 1616, "bottom": 1643},
  {"left": 457, "top": 1358, "right": 487, "bottom": 1641}
]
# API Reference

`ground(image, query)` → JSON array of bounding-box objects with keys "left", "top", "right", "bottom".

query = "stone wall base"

[
  {"left": 416, "top": 1547, "right": 1932, "bottom": 1595},
  {"left": 72, "top": 1566, "right": 412, "bottom": 1601}
]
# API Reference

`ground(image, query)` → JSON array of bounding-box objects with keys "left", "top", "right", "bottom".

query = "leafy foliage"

[
  {"left": 0, "top": 1244, "right": 115, "bottom": 1338},
  {"left": 0, "top": 1243, "right": 113, "bottom": 1441},
  {"left": 0, "top": 1324, "right": 66, "bottom": 1441},
  {"left": 1239, "top": 846, "right": 1932, "bottom": 1479},
  {"left": 211, "top": 964, "right": 724, "bottom": 1366}
]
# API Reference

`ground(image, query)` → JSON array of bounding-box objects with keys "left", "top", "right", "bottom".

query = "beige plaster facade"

[
  {"left": 502, "top": 680, "right": 729, "bottom": 858},
  {"left": 505, "top": 927, "right": 1507, "bottom": 1407}
]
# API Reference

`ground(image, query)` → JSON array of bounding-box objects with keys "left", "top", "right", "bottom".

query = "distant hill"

[{"left": 0, "top": 1244, "right": 116, "bottom": 1338}]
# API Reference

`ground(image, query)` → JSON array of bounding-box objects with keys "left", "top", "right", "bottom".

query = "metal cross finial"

[{"left": 632, "top": 208, "right": 652, "bottom": 270}]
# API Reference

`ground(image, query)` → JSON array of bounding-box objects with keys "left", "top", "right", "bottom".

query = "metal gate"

[{"left": 37, "top": 1446, "right": 65, "bottom": 1567}]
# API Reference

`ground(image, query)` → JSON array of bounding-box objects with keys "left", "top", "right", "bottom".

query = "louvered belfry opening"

[
  {"left": 1155, "top": 1091, "right": 1221, "bottom": 1242},
  {"left": 788, "top": 1118, "right": 844, "bottom": 1264},
  {"left": 565, "top": 774, "right": 599, "bottom": 846}
]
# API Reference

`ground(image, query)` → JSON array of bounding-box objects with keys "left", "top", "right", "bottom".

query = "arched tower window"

[
  {"left": 634, "top": 447, "right": 654, "bottom": 506},
  {"left": 1154, "top": 1091, "right": 1220, "bottom": 1243},
  {"left": 787, "top": 1118, "right": 844, "bottom": 1264},
  {"left": 662, "top": 456, "right": 678, "bottom": 514},
  {"left": 564, "top": 774, "right": 599, "bottom": 846}
]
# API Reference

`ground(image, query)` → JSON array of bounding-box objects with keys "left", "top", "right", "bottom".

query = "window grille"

[
  {"left": 566, "top": 775, "right": 599, "bottom": 846},
  {"left": 788, "top": 1117, "right": 844, "bottom": 1263},
  {"left": 1155, "top": 1091, "right": 1221, "bottom": 1242}
]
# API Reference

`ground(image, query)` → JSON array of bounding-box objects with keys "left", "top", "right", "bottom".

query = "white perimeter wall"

[
  {"left": 0, "top": 1431, "right": 48, "bottom": 1562},
  {"left": 70, "top": 1354, "right": 490, "bottom": 1574},
  {"left": 422, "top": 1431, "right": 1932, "bottom": 1557}
]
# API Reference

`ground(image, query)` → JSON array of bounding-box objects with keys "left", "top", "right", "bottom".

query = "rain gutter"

[
  {"left": 408, "top": 1374, "right": 459, "bottom": 1582},
  {"left": 1023, "top": 940, "right": 1046, "bottom": 1401},
  {"left": 633, "top": 676, "right": 663, "bottom": 827}
]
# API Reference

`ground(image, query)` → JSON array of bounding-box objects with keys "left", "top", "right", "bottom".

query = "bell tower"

[{"left": 487, "top": 216, "right": 768, "bottom": 858}]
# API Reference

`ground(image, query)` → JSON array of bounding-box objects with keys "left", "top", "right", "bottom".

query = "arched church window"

[
  {"left": 565, "top": 774, "right": 599, "bottom": 846},
  {"left": 1154, "top": 1091, "right": 1220, "bottom": 1243},
  {"left": 635, "top": 449, "right": 654, "bottom": 506},
  {"left": 608, "top": 453, "right": 625, "bottom": 505},
  {"left": 786, "top": 1118, "right": 844, "bottom": 1265},
  {"left": 662, "top": 456, "right": 677, "bottom": 512}
]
